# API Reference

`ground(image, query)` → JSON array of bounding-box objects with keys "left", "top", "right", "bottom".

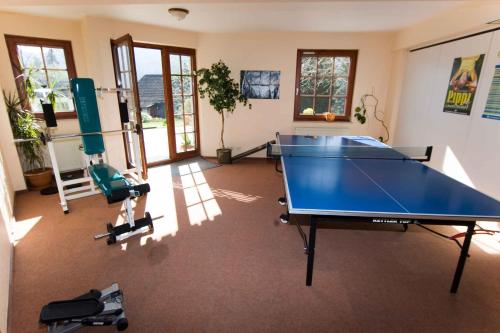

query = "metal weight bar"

[{"left": 12, "top": 126, "right": 161, "bottom": 145}]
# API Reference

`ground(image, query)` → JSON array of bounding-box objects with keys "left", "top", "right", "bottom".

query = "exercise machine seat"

[{"left": 89, "top": 164, "right": 131, "bottom": 204}]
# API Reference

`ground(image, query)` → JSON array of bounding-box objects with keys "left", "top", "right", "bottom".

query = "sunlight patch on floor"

[
  {"left": 212, "top": 188, "right": 262, "bottom": 203},
  {"left": 13, "top": 216, "right": 42, "bottom": 245},
  {"left": 179, "top": 162, "right": 222, "bottom": 226},
  {"left": 112, "top": 164, "right": 179, "bottom": 248},
  {"left": 141, "top": 164, "right": 179, "bottom": 242}
]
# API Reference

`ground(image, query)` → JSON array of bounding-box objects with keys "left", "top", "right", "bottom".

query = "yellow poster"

[{"left": 444, "top": 54, "right": 485, "bottom": 115}]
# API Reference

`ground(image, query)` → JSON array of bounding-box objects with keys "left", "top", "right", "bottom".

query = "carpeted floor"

[{"left": 8, "top": 159, "right": 500, "bottom": 332}]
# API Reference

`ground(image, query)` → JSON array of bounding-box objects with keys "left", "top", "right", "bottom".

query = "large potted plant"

[
  {"left": 196, "top": 60, "right": 250, "bottom": 163},
  {"left": 3, "top": 91, "right": 52, "bottom": 190}
]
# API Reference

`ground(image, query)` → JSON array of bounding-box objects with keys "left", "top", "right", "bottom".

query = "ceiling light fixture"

[{"left": 168, "top": 8, "right": 189, "bottom": 21}]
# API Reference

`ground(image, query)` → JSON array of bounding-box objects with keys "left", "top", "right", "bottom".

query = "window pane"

[
  {"left": 184, "top": 114, "right": 195, "bottom": 132},
  {"left": 316, "top": 77, "right": 331, "bottom": 96},
  {"left": 171, "top": 75, "right": 182, "bottom": 95},
  {"left": 300, "top": 76, "right": 314, "bottom": 95},
  {"left": 334, "top": 57, "right": 350, "bottom": 76},
  {"left": 18, "top": 45, "right": 43, "bottom": 69},
  {"left": 315, "top": 97, "right": 330, "bottom": 114},
  {"left": 331, "top": 97, "right": 346, "bottom": 115},
  {"left": 123, "top": 72, "right": 131, "bottom": 89},
  {"left": 175, "top": 133, "right": 186, "bottom": 153},
  {"left": 181, "top": 55, "right": 191, "bottom": 75},
  {"left": 25, "top": 69, "right": 48, "bottom": 89},
  {"left": 119, "top": 73, "right": 127, "bottom": 89},
  {"left": 301, "top": 57, "right": 316, "bottom": 75},
  {"left": 299, "top": 96, "right": 314, "bottom": 114},
  {"left": 182, "top": 76, "right": 192, "bottom": 95},
  {"left": 173, "top": 96, "right": 183, "bottom": 115},
  {"left": 333, "top": 77, "right": 347, "bottom": 96},
  {"left": 186, "top": 132, "right": 196, "bottom": 151},
  {"left": 29, "top": 97, "right": 43, "bottom": 112},
  {"left": 119, "top": 46, "right": 129, "bottom": 71},
  {"left": 170, "top": 55, "right": 181, "bottom": 75},
  {"left": 47, "top": 70, "right": 70, "bottom": 91},
  {"left": 43, "top": 47, "right": 66, "bottom": 69},
  {"left": 54, "top": 93, "right": 75, "bottom": 112},
  {"left": 174, "top": 115, "right": 184, "bottom": 133},
  {"left": 184, "top": 96, "right": 193, "bottom": 114},
  {"left": 317, "top": 57, "right": 333, "bottom": 76}
]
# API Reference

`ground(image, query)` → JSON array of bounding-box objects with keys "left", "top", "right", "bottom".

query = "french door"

[
  {"left": 110, "top": 34, "right": 148, "bottom": 176},
  {"left": 111, "top": 35, "right": 200, "bottom": 170}
]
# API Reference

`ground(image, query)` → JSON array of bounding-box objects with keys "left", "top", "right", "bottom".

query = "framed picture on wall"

[
  {"left": 240, "top": 70, "right": 280, "bottom": 99},
  {"left": 482, "top": 63, "right": 500, "bottom": 121},
  {"left": 443, "top": 54, "right": 485, "bottom": 115}
]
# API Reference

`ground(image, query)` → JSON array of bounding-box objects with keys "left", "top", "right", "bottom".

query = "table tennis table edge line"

[
  {"left": 286, "top": 207, "right": 500, "bottom": 222},
  {"left": 280, "top": 154, "right": 296, "bottom": 212}
]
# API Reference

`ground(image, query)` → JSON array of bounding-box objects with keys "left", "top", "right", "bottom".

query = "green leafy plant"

[
  {"left": 196, "top": 60, "right": 251, "bottom": 149},
  {"left": 353, "top": 93, "right": 389, "bottom": 143},
  {"left": 181, "top": 133, "right": 192, "bottom": 147},
  {"left": 354, "top": 106, "right": 366, "bottom": 124},
  {"left": 3, "top": 90, "right": 45, "bottom": 172}
]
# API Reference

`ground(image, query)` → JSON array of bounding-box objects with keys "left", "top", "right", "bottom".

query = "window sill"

[
  {"left": 34, "top": 111, "right": 77, "bottom": 120},
  {"left": 293, "top": 115, "right": 351, "bottom": 122}
]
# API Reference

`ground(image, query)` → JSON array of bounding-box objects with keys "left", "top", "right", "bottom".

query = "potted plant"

[
  {"left": 3, "top": 91, "right": 52, "bottom": 190},
  {"left": 196, "top": 60, "right": 250, "bottom": 163}
]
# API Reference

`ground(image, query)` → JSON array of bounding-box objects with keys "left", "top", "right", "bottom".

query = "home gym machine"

[
  {"left": 39, "top": 283, "right": 128, "bottom": 332},
  {"left": 14, "top": 78, "right": 153, "bottom": 244}
]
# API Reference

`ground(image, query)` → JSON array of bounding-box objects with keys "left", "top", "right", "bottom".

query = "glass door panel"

[
  {"left": 134, "top": 46, "right": 170, "bottom": 165},
  {"left": 169, "top": 54, "right": 197, "bottom": 154},
  {"left": 110, "top": 34, "right": 147, "bottom": 177}
]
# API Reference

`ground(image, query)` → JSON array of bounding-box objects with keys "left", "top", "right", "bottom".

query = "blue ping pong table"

[{"left": 276, "top": 134, "right": 500, "bottom": 293}]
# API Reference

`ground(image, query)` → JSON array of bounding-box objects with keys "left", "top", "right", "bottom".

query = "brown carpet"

[{"left": 8, "top": 159, "right": 500, "bottom": 333}]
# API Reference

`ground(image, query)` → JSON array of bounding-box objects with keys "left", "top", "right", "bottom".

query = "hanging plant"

[{"left": 353, "top": 93, "right": 389, "bottom": 143}]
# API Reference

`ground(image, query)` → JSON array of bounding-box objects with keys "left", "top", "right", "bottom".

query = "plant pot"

[
  {"left": 216, "top": 148, "right": 232, "bottom": 164},
  {"left": 24, "top": 168, "right": 53, "bottom": 191}
]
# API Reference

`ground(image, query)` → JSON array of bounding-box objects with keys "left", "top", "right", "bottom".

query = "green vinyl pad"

[
  {"left": 71, "top": 78, "right": 105, "bottom": 155},
  {"left": 89, "top": 164, "right": 131, "bottom": 202}
]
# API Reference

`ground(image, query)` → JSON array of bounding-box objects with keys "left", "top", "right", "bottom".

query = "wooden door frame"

[
  {"left": 110, "top": 34, "right": 148, "bottom": 177},
  {"left": 133, "top": 42, "right": 201, "bottom": 163}
]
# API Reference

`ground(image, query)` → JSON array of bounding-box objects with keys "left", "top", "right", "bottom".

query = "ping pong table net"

[{"left": 268, "top": 139, "right": 432, "bottom": 162}]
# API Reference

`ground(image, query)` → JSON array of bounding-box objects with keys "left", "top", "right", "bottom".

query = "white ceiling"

[{"left": 0, "top": 1, "right": 469, "bottom": 33}]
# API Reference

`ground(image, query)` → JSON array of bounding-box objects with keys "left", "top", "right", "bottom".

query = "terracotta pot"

[
  {"left": 216, "top": 148, "right": 232, "bottom": 164},
  {"left": 24, "top": 168, "right": 53, "bottom": 190}
]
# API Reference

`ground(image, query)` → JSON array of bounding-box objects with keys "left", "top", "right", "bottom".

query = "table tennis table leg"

[
  {"left": 306, "top": 216, "right": 318, "bottom": 286},
  {"left": 450, "top": 222, "right": 475, "bottom": 293}
]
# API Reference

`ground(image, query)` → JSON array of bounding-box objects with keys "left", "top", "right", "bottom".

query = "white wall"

[
  {"left": 394, "top": 30, "right": 500, "bottom": 199},
  {"left": 0, "top": 82, "right": 14, "bottom": 333},
  {"left": 395, "top": 1, "right": 500, "bottom": 50},
  {"left": 197, "top": 31, "right": 395, "bottom": 157}
]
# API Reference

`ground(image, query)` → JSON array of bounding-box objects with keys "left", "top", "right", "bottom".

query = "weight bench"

[
  {"left": 39, "top": 283, "right": 128, "bottom": 332},
  {"left": 72, "top": 78, "right": 153, "bottom": 245}
]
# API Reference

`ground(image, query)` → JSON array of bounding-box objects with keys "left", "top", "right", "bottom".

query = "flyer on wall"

[
  {"left": 482, "top": 64, "right": 500, "bottom": 120},
  {"left": 443, "top": 54, "right": 485, "bottom": 115}
]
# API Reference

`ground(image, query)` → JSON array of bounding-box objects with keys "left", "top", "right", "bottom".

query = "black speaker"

[
  {"left": 41, "top": 102, "right": 57, "bottom": 128},
  {"left": 119, "top": 101, "right": 129, "bottom": 123}
]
